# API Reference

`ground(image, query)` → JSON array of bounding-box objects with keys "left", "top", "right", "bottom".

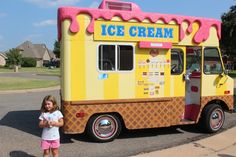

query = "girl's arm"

[
  {"left": 50, "top": 118, "right": 64, "bottom": 127},
  {"left": 39, "top": 120, "right": 50, "bottom": 128}
]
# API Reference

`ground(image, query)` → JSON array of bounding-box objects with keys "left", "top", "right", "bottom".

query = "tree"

[
  {"left": 22, "top": 57, "right": 36, "bottom": 67},
  {"left": 6, "top": 48, "right": 22, "bottom": 72},
  {"left": 53, "top": 40, "right": 60, "bottom": 58},
  {"left": 220, "top": 5, "right": 236, "bottom": 57}
]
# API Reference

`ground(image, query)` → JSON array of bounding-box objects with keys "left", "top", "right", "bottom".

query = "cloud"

[
  {"left": 33, "top": 20, "right": 56, "bottom": 27},
  {"left": 89, "top": 1, "right": 99, "bottom": 8},
  {"left": 25, "top": 0, "right": 81, "bottom": 7},
  {"left": 0, "top": 12, "right": 7, "bottom": 18},
  {"left": 24, "top": 34, "right": 43, "bottom": 41}
]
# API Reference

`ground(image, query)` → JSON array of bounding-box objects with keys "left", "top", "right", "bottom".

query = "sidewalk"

[
  {"left": 132, "top": 80, "right": 236, "bottom": 157},
  {"left": 132, "top": 126, "right": 236, "bottom": 157}
]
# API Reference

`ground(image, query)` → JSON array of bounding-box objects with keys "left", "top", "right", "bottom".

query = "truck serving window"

[
  {"left": 204, "top": 48, "right": 223, "bottom": 74},
  {"left": 98, "top": 44, "right": 134, "bottom": 71},
  {"left": 171, "top": 49, "right": 184, "bottom": 75}
]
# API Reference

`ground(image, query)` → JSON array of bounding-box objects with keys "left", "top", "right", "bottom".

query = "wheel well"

[
  {"left": 203, "top": 99, "right": 229, "bottom": 112},
  {"left": 199, "top": 99, "right": 228, "bottom": 122}
]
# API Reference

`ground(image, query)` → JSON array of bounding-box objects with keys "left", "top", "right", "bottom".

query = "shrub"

[{"left": 22, "top": 57, "right": 36, "bottom": 67}]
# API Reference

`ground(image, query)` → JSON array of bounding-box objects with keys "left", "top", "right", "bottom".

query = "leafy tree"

[
  {"left": 220, "top": 5, "right": 236, "bottom": 57},
  {"left": 6, "top": 48, "right": 22, "bottom": 66},
  {"left": 53, "top": 40, "right": 60, "bottom": 58}
]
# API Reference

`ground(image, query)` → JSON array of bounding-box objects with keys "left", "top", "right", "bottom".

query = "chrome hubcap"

[
  {"left": 93, "top": 116, "right": 117, "bottom": 139},
  {"left": 210, "top": 109, "right": 223, "bottom": 130}
]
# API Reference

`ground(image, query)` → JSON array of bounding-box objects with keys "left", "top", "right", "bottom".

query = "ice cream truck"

[{"left": 58, "top": 0, "right": 234, "bottom": 142}]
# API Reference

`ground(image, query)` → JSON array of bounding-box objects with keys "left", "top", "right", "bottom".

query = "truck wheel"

[
  {"left": 200, "top": 104, "right": 225, "bottom": 133},
  {"left": 87, "top": 114, "right": 121, "bottom": 142}
]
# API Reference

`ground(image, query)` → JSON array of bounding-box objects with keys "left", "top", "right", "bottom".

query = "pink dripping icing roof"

[{"left": 57, "top": 0, "right": 221, "bottom": 44}]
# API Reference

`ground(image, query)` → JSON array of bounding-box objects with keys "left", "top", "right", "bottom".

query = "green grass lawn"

[
  {"left": 229, "top": 70, "right": 236, "bottom": 78},
  {"left": 0, "top": 77, "right": 59, "bottom": 90},
  {"left": 0, "top": 67, "right": 60, "bottom": 76},
  {"left": 0, "top": 67, "right": 60, "bottom": 90}
]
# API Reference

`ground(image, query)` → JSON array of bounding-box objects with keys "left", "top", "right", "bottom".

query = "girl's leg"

[
  {"left": 51, "top": 148, "right": 59, "bottom": 157},
  {"left": 43, "top": 149, "right": 50, "bottom": 157}
]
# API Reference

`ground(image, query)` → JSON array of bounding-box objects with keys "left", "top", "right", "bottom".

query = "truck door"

[
  {"left": 184, "top": 47, "right": 202, "bottom": 121},
  {"left": 201, "top": 47, "right": 227, "bottom": 97},
  {"left": 170, "top": 46, "right": 186, "bottom": 124}
]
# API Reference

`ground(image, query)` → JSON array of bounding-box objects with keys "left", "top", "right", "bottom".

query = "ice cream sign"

[{"left": 94, "top": 21, "right": 179, "bottom": 43}]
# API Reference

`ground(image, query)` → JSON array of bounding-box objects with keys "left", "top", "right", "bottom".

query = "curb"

[{"left": 0, "top": 86, "right": 60, "bottom": 94}]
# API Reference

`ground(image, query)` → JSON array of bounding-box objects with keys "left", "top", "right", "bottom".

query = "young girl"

[{"left": 39, "top": 95, "right": 64, "bottom": 157}]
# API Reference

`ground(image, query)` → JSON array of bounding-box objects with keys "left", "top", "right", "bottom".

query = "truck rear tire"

[
  {"left": 87, "top": 114, "right": 121, "bottom": 142},
  {"left": 200, "top": 104, "right": 225, "bottom": 133}
]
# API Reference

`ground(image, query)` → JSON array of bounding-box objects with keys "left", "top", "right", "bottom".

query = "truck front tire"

[{"left": 200, "top": 104, "right": 225, "bottom": 133}]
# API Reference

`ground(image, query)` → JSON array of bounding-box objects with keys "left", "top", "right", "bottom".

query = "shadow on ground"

[
  {"left": 9, "top": 151, "right": 36, "bottom": 157},
  {"left": 0, "top": 110, "right": 196, "bottom": 144},
  {"left": 0, "top": 110, "right": 41, "bottom": 137},
  {"left": 60, "top": 125, "right": 202, "bottom": 144},
  {"left": 218, "top": 154, "right": 236, "bottom": 157}
]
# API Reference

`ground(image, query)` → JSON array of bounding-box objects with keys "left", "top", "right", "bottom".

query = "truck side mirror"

[{"left": 183, "top": 72, "right": 191, "bottom": 81}]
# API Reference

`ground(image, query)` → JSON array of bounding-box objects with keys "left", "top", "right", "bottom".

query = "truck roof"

[{"left": 58, "top": 0, "right": 221, "bottom": 44}]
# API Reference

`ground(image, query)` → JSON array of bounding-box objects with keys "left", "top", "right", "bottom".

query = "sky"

[{"left": 0, "top": 0, "right": 235, "bottom": 52}]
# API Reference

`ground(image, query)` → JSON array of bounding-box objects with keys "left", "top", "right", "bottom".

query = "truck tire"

[
  {"left": 200, "top": 104, "right": 225, "bottom": 133},
  {"left": 87, "top": 114, "right": 121, "bottom": 142}
]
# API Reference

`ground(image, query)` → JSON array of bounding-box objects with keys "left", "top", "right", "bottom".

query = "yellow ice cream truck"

[{"left": 58, "top": 0, "right": 234, "bottom": 142}]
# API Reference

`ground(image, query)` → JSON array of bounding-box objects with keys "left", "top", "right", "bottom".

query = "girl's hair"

[{"left": 41, "top": 95, "right": 59, "bottom": 112}]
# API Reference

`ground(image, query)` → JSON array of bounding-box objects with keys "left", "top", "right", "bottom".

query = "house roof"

[
  {"left": 0, "top": 52, "right": 7, "bottom": 59},
  {"left": 48, "top": 50, "right": 56, "bottom": 58},
  {"left": 16, "top": 41, "right": 51, "bottom": 59}
]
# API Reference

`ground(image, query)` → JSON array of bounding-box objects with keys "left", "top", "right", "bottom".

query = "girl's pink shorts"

[{"left": 40, "top": 139, "right": 60, "bottom": 150}]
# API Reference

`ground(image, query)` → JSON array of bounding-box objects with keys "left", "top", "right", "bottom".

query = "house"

[
  {"left": 16, "top": 41, "right": 52, "bottom": 67},
  {"left": 0, "top": 52, "right": 7, "bottom": 66}
]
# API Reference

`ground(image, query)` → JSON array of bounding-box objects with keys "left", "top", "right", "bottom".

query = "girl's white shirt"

[{"left": 39, "top": 110, "right": 63, "bottom": 140}]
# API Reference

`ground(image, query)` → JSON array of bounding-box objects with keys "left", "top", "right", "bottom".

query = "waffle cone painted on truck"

[
  {"left": 62, "top": 97, "right": 185, "bottom": 133},
  {"left": 58, "top": 0, "right": 234, "bottom": 137}
]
